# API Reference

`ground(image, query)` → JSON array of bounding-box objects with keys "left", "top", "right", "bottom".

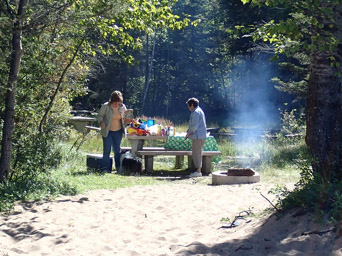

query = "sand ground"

[{"left": 1, "top": 179, "right": 342, "bottom": 256}]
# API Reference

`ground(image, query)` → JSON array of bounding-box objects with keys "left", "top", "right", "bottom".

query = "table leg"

[
  {"left": 187, "top": 156, "right": 194, "bottom": 170},
  {"left": 144, "top": 156, "right": 154, "bottom": 173},
  {"left": 128, "top": 139, "right": 144, "bottom": 156},
  {"left": 202, "top": 156, "right": 213, "bottom": 175},
  {"left": 175, "top": 155, "right": 184, "bottom": 169}
]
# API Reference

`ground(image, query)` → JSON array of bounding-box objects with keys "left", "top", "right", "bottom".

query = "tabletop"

[
  {"left": 164, "top": 136, "right": 218, "bottom": 150},
  {"left": 126, "top": 135, "right": 168, "bottom": 140}
]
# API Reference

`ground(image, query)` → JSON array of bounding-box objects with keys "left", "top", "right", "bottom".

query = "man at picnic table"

[{"left": 185, "top": 97, "right": 207, "bottom": 178}]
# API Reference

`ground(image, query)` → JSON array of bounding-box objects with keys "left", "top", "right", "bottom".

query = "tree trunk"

[
  {"left": 0, "top": 0, "right": 29, "bottom": 182},
  {"left": 166, "top": 38, "right": 170, "bottom": 116},
  {"left": 140, "top": 34, "right": 149, "bottom": 115},
  {"left": 141, "top": 32, "right": 156, "bottom": 115},
  {"left": 305, "top": 4, "right": 342, "bottom": 182}
]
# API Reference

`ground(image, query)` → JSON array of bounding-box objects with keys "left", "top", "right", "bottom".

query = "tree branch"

[
  {"left": 260, "top": 192, "right": 280, "bottom": 212},
  {"left": 38, "top": 32, "right": 88, "bottom": 133}
]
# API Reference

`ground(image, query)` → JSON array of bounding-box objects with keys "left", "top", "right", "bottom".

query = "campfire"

[
  {"left": 212, "top": 168, "right": 260, "bottom": 185},
  {"left": 227, "top": 168, "right": 255, "bottom": 176}
]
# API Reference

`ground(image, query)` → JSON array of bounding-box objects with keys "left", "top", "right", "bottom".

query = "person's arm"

[
  {"left": 188, "top": 112, "right": 200, "bottom": 133},
  {"left": 97, "top": 104, "right": 107, "bottom": 129},
  {"left": 118, "top": 104, "right": 132, "bottom": 125},
  {"left": 186, "top": 111, "right": 200, "bottom": 138}
]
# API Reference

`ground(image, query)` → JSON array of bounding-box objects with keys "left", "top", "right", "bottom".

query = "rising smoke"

[
  {"left": 229, "top": 54, "right": 283, "bottom": 166},
  {"left": 232, "top": 54, "right": 281, "bottom": 135}
]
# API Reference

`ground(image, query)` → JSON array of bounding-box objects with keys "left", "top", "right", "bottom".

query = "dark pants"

[{"left": 102, "top": 129, "right": 123, "bottom": 171}]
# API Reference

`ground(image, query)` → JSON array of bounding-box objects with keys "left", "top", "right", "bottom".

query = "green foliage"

[
  {"left": 11, "top": 135, "right": 63, "bottom": 180},
  {"left": 266, "top": 107, "right": 307, "bottom": 169},
  {"left": 271, "top": 52, "right": 310, "bottom": 101},
  {"left": 239, "top": 0, "right": 342, "bottom": 65},
  {"left": 272, "top": 177, "right": 342, "bottom": 222},
  {"left": 7, "top": 90, "right": 72, "bottom": 180},
  {"left": 268, "top": 140, "right": 342, "bottom": 221},
  {"left": 219, "top": 106, "right": 307, "bottom": 167},
  {"left": 279, "top": 107, "right": 305, "bottom": 135}
]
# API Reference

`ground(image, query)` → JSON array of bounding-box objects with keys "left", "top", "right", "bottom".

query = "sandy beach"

[{"left": 1, "top": 180, "right": 341, "bottom": 256}]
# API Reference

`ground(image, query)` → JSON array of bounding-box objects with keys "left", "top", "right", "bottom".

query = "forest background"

[
  {"left": 74, "top": 0, "right": 302, "bottom": 127},
  {"left": 1, "top": 0, "right": 342, "bottom": 218}
]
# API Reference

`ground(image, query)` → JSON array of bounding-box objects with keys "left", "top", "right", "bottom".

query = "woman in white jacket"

[{"left": 97, "top": 91, "right": 131, "bottom": 173}]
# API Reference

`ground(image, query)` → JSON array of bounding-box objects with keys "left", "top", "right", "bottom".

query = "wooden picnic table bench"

[
  {"left": 121, "top": 146, "right": 165, "bottom": 152},
  {"left": 136, "top": 149, "right": 222, "bottom": 175},
  {"left": 86, "top": 147, "right": 165, "bottom": 169}
]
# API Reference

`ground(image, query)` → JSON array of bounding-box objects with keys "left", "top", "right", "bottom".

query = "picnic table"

[
  {"left": 68, "top": 116, "right": 97, "bottom": 133},
  {"left": 127, "top": 135, "right": 221, "bottom": 175}
]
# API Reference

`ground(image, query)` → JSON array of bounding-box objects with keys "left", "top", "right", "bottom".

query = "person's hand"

[
  {"left": 124, "top": 118, "right": 133, "bottom": 124},
  {"left": 101, "top": 122, "right": 105, "bottom": 129},
  {"left": 185, "top": 133, "right": 189, "bottom": 139}
]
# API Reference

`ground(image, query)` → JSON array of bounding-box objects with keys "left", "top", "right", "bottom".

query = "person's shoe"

[{"left": 189, "top": 171, "right": 202, "bottom": 178}]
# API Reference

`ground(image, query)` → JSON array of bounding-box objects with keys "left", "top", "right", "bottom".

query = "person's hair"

[
  {"left": 186, "top": 97, "right": 199, "bottom": 108},
  {"left": 110, "top": 90, "right": 123, "bottom": 103}
]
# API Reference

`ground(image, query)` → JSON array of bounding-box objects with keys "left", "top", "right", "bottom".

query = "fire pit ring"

[{"left": 212, "top": 168, "right": 260, "bottom": 185}]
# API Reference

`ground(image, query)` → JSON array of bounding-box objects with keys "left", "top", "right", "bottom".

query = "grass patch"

[
  {"left": 256, "top": 163, "right": 301, "bottom": 184},
  {"left": 53, "top": 162, "right": 167, "bottom": 194},
  {"left": 51, "top": 144, "right": 169, "bottom": 194}
]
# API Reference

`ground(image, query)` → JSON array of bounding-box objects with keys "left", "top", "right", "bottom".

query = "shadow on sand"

[{"left": 172, "top": 209, "right": 341, "bottom": 255}]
